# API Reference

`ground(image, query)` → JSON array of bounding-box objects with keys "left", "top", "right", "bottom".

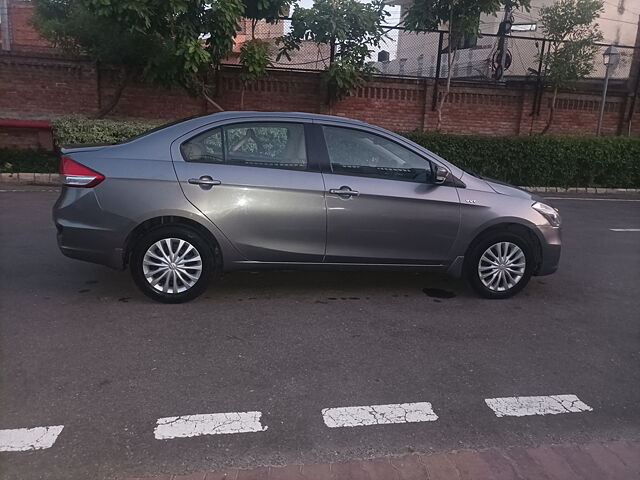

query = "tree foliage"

[
  {"left": 538, "top": 0, "right": 603, "bottom": 132},
  {"left": 539, "top": 0, "right": 604, "bottom": 88},
  {"left": 32, "top": 0, "right": 246, "bottom": 115},
  {"left": 402, "top": 0, "right": 530, "bottom": 130},
  {"left": 277, "top": 0, "right": 389, "bottom": 101}
]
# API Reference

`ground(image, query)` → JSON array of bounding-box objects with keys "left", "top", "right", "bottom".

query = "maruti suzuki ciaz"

[{"left": 53, "top": 112, "right": 561, "bottom": 303}]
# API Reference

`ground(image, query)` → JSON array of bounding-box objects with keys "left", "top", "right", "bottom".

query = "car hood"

[{"left": 483, "top": 178, "right": 543, "bottom": 202}]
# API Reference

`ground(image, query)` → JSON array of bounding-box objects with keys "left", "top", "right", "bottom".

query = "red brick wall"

[
  {"left": 7, "top": 0, "right": 53, "bottom": 51},
  {"left": 1, "top": 50, "right": 638, "bottom": 151}
]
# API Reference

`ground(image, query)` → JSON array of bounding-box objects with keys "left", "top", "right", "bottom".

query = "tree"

[
  {"left": 538, "top": 0, "right": 603, "bottom": 134},
  {"left": 238, "top": 0, "right": 291, "bottom": 109},
  {"left": 32, "top": 0, "right": 245, "bottom": 116},
  {"left": 402, "top": 0, "right": 530, "bottom": 131},
  {"left": 277, "top": 0, "right": 389, "bottom": 105}
]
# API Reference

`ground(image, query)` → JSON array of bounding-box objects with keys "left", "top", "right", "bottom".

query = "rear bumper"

[
  {"left": 53, "top": 187, "right": 128, "bottom": 270},
  {"left": 56, "top": 223, "right": 125, "bottom": 269}
]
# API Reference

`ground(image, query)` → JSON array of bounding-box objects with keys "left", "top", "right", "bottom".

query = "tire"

[
  {"left": 130, "top": 226, "right": 215, "bottom": 303},
  {"left": 464, "top": 230, "right": 534, "bottom": 299}
]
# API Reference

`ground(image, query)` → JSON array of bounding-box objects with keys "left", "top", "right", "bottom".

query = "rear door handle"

[
  {"left": 329, "top": 187, "right": 359, "bottom": 197},
  {"left": 188, "top": 176, "right": 221, "bottom": 189}
]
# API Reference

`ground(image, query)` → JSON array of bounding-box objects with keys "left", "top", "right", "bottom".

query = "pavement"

[{"left": 0, "top": 184, "right": 639, "bottom": 480}]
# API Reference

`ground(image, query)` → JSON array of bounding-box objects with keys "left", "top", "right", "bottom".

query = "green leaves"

[
  {"left": 539, "top": 0, "right": 604, "bottom": 88},
  {"left": 52, "top": 116, "right": 160, "bottom": 146},
  {"left": 400, "top": 131, "right": 640, "bottom": 188},
  {"left": 276, "top": 0, "right": 389, "bottom": 101},
  {"left": 240, "top": 39, "right": 273, "bottom": 82}
]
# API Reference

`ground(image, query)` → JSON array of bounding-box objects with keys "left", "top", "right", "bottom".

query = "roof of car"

[{"left": 179, "top": 111, "right": 373, "bottom": 129}]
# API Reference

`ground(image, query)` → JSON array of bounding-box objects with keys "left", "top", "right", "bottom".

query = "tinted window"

[
  {"left": 225, "top": 123, "right": 307, "bottom": 169},
  {"left": 322, "top": 126, "right": 433, "bottom": 183},
  {"left": 181, "top": 128, "right": 223, "bottom": 163},
  {"left": 181, "top": 122, "right": 308, "bottom": 170}
]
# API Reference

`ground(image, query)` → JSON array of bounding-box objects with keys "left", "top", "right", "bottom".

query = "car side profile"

[{"left": 53, "top": 111, "right": 561, "bottom": 303}]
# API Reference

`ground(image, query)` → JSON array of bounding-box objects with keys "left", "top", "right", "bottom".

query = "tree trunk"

[
  {"left": 436, "top": 40, "right": 456, "bottom": 132},
  {"left": 202, "top": 89, "right": 225, "bottom": 112},
  {"left": 240, "top": 84, "right": 246, "bottom": 110},
  {"left": 96, "top": 69, "right": 129, "bottom": 119},
  {"left": 541, "top": 86, "right": 558, "bottom": 135}
]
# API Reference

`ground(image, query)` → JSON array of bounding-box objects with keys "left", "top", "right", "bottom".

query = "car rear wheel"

[
  {"left": 130, "top": 226, "right": 215, "bottom": 303},
  {"left": 465, "top": 231, "right": 533, "bottom": 299}
]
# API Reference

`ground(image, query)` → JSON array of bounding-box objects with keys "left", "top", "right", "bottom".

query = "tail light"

[{"left": 60, "top": 156, "right": 104, "bottom": 188}]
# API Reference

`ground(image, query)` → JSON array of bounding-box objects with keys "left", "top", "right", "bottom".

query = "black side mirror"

[{"left": 434, "top": 165, "right": 450, "bottom": 184}]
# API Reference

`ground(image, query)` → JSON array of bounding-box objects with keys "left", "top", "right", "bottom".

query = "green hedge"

[
  {"left": 401, "top": 131, "right": 640, "bottom": 188},
  {"left": 0, "top": 148, "right": 57, "bottom": 173},
  {"left": 52, "top": 116, "right": 160, "bottom": 146}
]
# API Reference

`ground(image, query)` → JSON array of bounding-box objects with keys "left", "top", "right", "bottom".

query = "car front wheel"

[
  {"left": 465, "top": 231, "right": 533, "bottom": 299},
  {"left": 130, "top": 226, "right": 215, "bottom": 303}
]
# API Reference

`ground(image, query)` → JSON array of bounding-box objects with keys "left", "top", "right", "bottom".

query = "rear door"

[
  {"left": 318, "top": 124, "right": 461, "bottom": 264},
  {"left": 172, "top": 120, "right": 326, "bottom": 263}
]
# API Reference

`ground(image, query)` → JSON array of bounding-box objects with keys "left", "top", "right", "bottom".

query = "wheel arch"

[
  {"left": 123, "top": 215, "right": 224, "bottom": 269},
  {"left": 463, "top": 221, "right": 543, "bottom": 273}
]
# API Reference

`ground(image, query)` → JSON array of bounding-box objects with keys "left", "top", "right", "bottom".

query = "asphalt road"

[{"left": 1, "top": 186, "right": 639, "bottom": 480}]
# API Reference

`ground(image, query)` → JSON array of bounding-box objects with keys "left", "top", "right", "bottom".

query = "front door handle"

[
  {"left": 329, "top": 186, "right": 359, "bottom": 197},
  {"left": 188, "top": 176, "right": 221, "bottom": 190}
]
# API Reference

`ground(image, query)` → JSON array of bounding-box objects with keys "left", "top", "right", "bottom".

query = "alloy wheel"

[
  {"left": 477, "top": 241, "right": 526, "bottom": 292},
  {"left": 142, "top": 238, "right": 203, "bottom": 294}
]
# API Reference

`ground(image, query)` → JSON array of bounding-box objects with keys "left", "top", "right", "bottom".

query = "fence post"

[{"left": 431, "top": 31, "right": 444, "bottom": 112}]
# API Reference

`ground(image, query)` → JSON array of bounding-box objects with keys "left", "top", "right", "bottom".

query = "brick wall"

[
  {"left": 1, "top": 50, "right": 638, "bottom": 151},
  {"left": 6, "top": 0, "right": 53, "bottom": 51}
]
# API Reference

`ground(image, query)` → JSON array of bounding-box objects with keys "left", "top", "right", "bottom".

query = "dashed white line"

[
  {"left": 610, "top": 228, "right": 640, "bottom": 232},
  {"left": 154, "top": 411, "right": 267, "bottom": 439},
  {"left": 485, "top": 395, "right": 593, "bottom": 418},
  {"left": 322, "top": 402, "right": 438, "bottom": 428},
  {"left": 0, "top": 425, "right": 64, "bottom": 452}
]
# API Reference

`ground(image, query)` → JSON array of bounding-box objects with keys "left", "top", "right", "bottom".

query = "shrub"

[
  {"left": 0, "top": 149, "right": 57, "bottom": 173},
  {"left": 400, "top": 131, "right": 640, "bottom": 188},
  {"left": 52, "top": 116, "right": 160, "bottom": 147}
]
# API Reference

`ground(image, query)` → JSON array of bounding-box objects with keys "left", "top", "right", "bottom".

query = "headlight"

[{"left": 532, "top": 202, "right": 561, "bottom": 227}]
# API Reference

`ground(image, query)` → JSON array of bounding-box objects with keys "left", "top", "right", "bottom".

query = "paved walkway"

[{"left": 123, "top": 439, "right": 640, "bottom": 480}]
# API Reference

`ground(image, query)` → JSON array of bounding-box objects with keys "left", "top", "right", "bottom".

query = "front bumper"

[{"left": 535, "top": 225, "right": 561, "bottom": 276}]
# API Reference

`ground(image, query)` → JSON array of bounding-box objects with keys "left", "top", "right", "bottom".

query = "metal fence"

[{"left": 227, "top": 18, "right": 637, "bottom": 82}]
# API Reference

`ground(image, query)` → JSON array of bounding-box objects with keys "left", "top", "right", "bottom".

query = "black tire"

[
  {"left": 130, "top": 226, "right": 215, "bottom": 303},
  {"left": 464, "top": 230, "right": 534, "bottom": 299}
]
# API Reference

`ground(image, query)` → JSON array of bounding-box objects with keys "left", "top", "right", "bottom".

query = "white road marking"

[
  {"left": 544, "top": 197, "right": 640, "bottom": 202},
  {"left": 154, "top": 411, "right": 267, "bottom": 439},
  {"left": 485, "top": 395, "right": 593, "bottom": 418},
  {"left": 322, "top": 402, "right": 438, "bottom": 428},
  {"left": 610, "top": 228, "right": 640, "bottom": 232},
  {"left": 0, "top": 425, "right": 64, "bottom": 452}
]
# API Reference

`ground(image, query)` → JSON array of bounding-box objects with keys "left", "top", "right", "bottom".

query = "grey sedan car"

[{"left": 53, "top": 111, "right": 561, "bottom": 303}]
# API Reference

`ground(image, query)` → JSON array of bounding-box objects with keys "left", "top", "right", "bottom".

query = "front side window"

[
  {"left": 322, "top": 126, "right": 433, "bottom": 183},
  {"left": 181, "top": 122, "right": 308, "bottom": 170}
]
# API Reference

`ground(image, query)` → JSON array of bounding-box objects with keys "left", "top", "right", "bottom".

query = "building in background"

[{"left": 376, "top": 0, "right": 639, "bottom": 80}]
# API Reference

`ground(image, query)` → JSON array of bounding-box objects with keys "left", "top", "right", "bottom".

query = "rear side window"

[
  {"left": 181, "top": 122, "right": 308, "bottom": 171},
  {"left": 322, "top": 126, "right": 433, "bottom": 183}
]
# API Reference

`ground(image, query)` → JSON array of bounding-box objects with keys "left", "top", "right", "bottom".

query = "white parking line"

[
  {"left": 154, "top": 412, "right": 267, "bottom": 439},
  {"left": 485, "top": 395, "right": 593, "bottom": 418},
  {"left": 0, "top": 425, "right": 64, "bottom": 452},
  {"left": 322, "top": 402, "right": 438, "bottom": 428},
  {"left": 610, "top": 228, "right": 640, "bottom": 232}
]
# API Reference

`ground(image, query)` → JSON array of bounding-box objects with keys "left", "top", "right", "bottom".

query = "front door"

[
  {"left": 319, "top": 125, "right": 461, "bottom": 264},
  {"left": 173, "top": 121, "right": 326, "bottom": 262}
]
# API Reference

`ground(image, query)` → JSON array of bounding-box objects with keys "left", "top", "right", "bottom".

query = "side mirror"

[{"left": 434, "top": 165, "right": 449, "bottom": 184}]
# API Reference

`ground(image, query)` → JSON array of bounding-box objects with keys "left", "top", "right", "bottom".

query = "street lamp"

[{"left": 597, "top": 45, "right": 621, "bottom": 135}]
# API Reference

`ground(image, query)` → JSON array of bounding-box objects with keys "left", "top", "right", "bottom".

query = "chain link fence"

[{"left": 227, "top": 18, "right": 637, "bottom": 82}]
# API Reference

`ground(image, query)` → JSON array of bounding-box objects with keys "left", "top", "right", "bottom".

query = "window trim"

[
  {"left": 178, "top": 121, "right": 319, "bottom": 172},
  {"left": 317, "top": 124, "right": 437, "bottom": 184}
]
